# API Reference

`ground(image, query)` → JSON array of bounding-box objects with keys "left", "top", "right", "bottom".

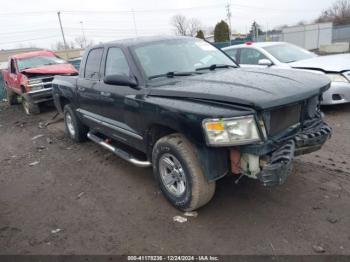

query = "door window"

[
  {"left": 105, "top": 48, "right": 130, "bottom": 77},
  {"left": 239, "top": 48, "right": 267, "bottom": 65},
  {"left": 84, "top": 48, "right": 103, "bottom": 80},
  {"left": 225, "top": 48, "right": 238, "bottom": 61}
]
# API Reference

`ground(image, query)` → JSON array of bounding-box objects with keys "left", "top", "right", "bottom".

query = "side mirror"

[
  {"left": 104, "top": 74, "right": 138, "bottom": 88},
  {"left": 258, "top": 59, "right": 273, "bottom": 67}
]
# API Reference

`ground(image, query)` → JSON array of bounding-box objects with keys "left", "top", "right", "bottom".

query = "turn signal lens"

[{"left": 205, "top": 122, "right": 225, "bottom": 131}]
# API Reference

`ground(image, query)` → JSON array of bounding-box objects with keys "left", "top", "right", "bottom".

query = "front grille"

[
  {"left": 266, "top": 103, "right": 302, "bottom": 136},
  {"left": 42, "top": 77, "right": 54, "bottom": 88}
]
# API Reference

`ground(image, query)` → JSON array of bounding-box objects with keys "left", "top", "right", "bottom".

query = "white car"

[{"left": 223, "top": 42, "right": 350, "bottom": 105}]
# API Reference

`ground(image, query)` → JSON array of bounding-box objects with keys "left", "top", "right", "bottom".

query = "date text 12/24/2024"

[{"left": 127, "top": 256, "right": 219, "bottom": 261}]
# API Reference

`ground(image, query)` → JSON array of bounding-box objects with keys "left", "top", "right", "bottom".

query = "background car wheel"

[
  {"left": 6, "top": 87, "right": 18, "bottom": 105},
  {"left": 64, "top": 104, "right": 88, "bottom": 142},
  {"left": 152, "top": 133, "right": 216, "bottom": 211},
  {"left": 22, "top": 97, "right": 40, "bottom": 115}
]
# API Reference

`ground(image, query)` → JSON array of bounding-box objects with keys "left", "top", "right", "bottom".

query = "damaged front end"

[
  {"left": 233, "top": 98, "right": 332, "bottom": 187},
  {"left": 257, "top": 119, "right": 331, "bottom": 186}
]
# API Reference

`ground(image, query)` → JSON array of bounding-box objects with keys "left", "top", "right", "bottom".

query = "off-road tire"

[
  {"left": 6, "top": 86, "right": 18, "bottom": 105},
  {"left": 64, "top": 104, "right": 88, "bottom": 142},
  {"left": 152, "top": 133, "right": 216, "bottom": 211},
  {"left": 22, "top": 97, "right": 40, "bottom": 115}
]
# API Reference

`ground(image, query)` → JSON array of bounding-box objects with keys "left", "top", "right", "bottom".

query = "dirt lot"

[{"left": 0, "top": 102, "right": 350, "bottom": 255}]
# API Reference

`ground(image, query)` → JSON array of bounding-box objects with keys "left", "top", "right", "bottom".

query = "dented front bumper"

[{"left": 257, "top": 121, "right": 332, "bottom": 187}]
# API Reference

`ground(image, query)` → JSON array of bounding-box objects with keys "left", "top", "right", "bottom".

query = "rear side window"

[
  {"left": 105, "top": 48, "right": 130, "bottom": 76},
  {"left": 225, "top": 48, "right": 238, "bottom": 61},
  {"left": 84, "top": 48, "right": 103, "bottom": 80},
  {"left": 239, "top": 48, "right": 267, "bottom": 65}
]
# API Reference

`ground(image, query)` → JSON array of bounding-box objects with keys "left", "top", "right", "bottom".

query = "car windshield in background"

[
  {"left": 18, "top": 56, "right": 67, "bottom": 71},
  {"left": 132, "top": 38, "right": 236, "bottom": 79},
  {"left": 263, "top": 44, "right": 317, "bottom": 63}
]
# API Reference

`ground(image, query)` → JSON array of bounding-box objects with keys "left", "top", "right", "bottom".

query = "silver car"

[{"left": 223, "top": 42, "right": 350, "bottom": 105}]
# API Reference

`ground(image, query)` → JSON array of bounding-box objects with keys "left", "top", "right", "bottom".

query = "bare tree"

[
  {"left": 316, "top": 0, "right": 350, "bottom": 25},
  {"left": 74, "top": 36, "right": 86, "bottom": 48},
  {"left": 53, "top": 41, "right": 66, "bottom": 51},
  {"left": 171, "top": 14, "right": 188, "bottom": 36},
  {"left": 188, "top": 18, "right": 202, "bottom": 36}
]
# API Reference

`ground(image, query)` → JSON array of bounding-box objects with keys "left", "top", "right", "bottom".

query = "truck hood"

[
  {"left": 148, "top": 68, "right": 330, "bottom": 110},
  {"left": 21, "top": 63, "right": 78, "bottom": 75},
  {"left": 289, "top": 54, "right": 350, "bottom": 72}
]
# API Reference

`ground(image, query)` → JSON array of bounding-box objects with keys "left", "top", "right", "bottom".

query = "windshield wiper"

[
  {"left": 149, "top": 71, "right": 202, "bottom": 80},
  {"left": 196, "top": 64, "right": 236, "bottom": 71}
]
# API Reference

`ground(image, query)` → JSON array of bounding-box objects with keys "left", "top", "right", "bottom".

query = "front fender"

[{"left": 142, "top": 96, "right": 246, "bottom": 181}]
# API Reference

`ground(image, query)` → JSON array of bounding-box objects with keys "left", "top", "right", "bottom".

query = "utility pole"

[
  {"left": 57, "top": 11, "right": 68, "bottom": 50},
  {"left": 80, "top": 21, "right": 87, "bottom": 48},
  {"left": 131, "top": 9, "right": 138, "bottom": 37},
  {"left": 226, "top": 3, "right": 232, "bottom": 42}
]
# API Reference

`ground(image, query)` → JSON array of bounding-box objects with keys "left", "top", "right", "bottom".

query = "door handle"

[
  {"left": 78, "top": 86, "right": 85, "bottom": 91},
  {"left": 100, "top": 91, "right": 111, "bottom": 97}
]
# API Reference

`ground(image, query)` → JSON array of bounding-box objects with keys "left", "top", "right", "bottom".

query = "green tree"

[
  {"left": 214, "top": 20, "right": 230, "bottom": 42},
  {"left": 249, "top": 21, "right": 263, "bottom": 41},
  {"left": 196, "top": 30, "right": 205, "bottom": 39}
]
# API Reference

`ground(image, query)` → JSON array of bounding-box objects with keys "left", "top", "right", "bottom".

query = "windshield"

[
  {"left": 263, "top": 43, "right": 317, "bottom": 63},
  {"left": 132, "top": 38, "right": 236, "bottom": 79},
  {"left": 18, "top": 56, "right": 67, "bottom": 71}
]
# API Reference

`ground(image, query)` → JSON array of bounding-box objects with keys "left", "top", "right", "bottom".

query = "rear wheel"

[
  {"left": 22, "top": 97, "right": 40, "bottom": 115},
  {"left": 152, "top": 133, "right": 216, "bottom": 211},
  {"left": 64, "top": 104, "right": 88, "bottom": 142}
]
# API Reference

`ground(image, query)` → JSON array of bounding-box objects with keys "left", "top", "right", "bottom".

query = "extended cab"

[
  {"left": 52, "top": 36, "right": 332, "bottom": 211},
  {"left": 2, "top": 50, "right": 78, "bottom": 114}
]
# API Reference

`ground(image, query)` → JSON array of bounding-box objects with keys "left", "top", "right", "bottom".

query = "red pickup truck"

[{"left": 2, "top": 50, "right": 78, "bottom": 114}]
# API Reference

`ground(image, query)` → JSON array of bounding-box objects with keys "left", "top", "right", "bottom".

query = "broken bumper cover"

[
  {"left": 25, "top": 88, "right": 53, "bottom": 103},
  {"left": 258, "top": 122, "right": 332, "bottom": 187}
]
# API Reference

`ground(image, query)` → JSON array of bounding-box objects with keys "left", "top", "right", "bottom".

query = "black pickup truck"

[{"left": 52, "top": 36, "right": 332, "bottom": 211}]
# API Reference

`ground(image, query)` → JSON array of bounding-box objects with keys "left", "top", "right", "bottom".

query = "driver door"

[{"left": 97, "top": 47, "right": 142, "bottom": 145}]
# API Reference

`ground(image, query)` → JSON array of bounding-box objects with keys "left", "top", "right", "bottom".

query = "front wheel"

[
  {"left": 152, "top": 133, "right": 216, "bottom": 211},
  {"left": 6, "top": 87, "right": 18, "bottom": 105},
  {"left": 22, "top": 97, "right": 40, "bottom": 115}
]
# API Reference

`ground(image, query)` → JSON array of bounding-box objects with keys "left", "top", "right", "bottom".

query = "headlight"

[
  {"left": 203, "top": 115, "right": 261, "bottom": 146},
  {"left": 327, "top": 73, "right": 349, "bottom": 83},
  {"left": 28, "top": 79, "right": 43, "bottom": 90}
]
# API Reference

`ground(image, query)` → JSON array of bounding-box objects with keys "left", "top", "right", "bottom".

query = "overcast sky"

[{"left": 0, "top": 0, "right": 336, "bottom": 50}]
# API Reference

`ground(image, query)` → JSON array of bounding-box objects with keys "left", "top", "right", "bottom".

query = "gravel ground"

[{"left": 0, "top": 102, "right": 349, "bottom": 255}]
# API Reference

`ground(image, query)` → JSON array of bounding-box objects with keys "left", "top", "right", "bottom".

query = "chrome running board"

[{"left": 87, "top": 132, "right": 151, "bottom": 168}]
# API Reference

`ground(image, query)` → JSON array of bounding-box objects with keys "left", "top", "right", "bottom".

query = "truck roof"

[
  {"left": 12, "top": 50, "right": 56, "bottom": 60},
  {"left": 104, "top": 35, "right": 192, "bottom": 47}
]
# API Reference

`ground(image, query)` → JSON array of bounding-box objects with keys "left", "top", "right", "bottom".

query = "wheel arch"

[
  {"left": 20, "top": 85, "right": 26, "bottom": 94},
  {"left": 147, "top": 124, "right": 229, "bottom": 182},
  {"left": 54, "top": 95, "right": 71, "bottom": 114},
  {"left": 146, "top": 124, "right": 178, "bottom": 157}
]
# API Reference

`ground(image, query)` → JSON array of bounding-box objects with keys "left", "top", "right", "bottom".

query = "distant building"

[{"left": 205, "top": 33, "right": 248, "bottom": 43}]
